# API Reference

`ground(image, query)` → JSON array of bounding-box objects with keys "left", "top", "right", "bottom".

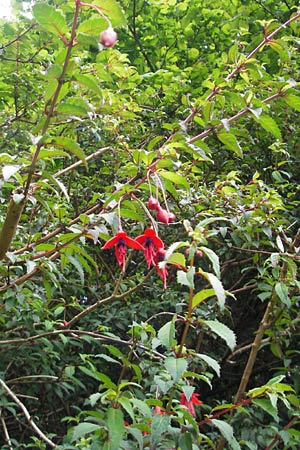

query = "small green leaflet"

[
  {"left": 284, "top": 93, "right": 300, "bottom": 112},
  {"left": 192, "top": 289, "right": 215, "bottom": 309},
  {"left": 177, "top": 267, "right": 195, "bottom": 289},
  {"left": 198, "top": 268, "right": 226, "bottom": 310},
  {"left": 255, "top": 114, "right": 282, "bottom": 140},
  {"left": 202, "top": 320, "right": 236, "bottom": 351},
  {"left": 78, "top": 17, "right": 107, "bottom": 35},
  {"left": 93, "top": 0, "right": 126, "bottom": 27},
  {"left": 164, "top": 356, "right": 188, "bottom": 382},
  {"left": 107, "top": 408, "right": 124, "bottom": 450},
  {"left": 33, "top": 4, "right": 68, "bottom": 37},
  {"left": 196, "top": 353, "right": 220, "bottom": 377},
  {"left": 159, "top": 170, "right": 190, "bottom": 189},
  {"left": 217, "top": 130, "right": 243, "bottom": 157},
  {"left": 252, "top": 399, "right": 279, "bottom": 421},
  {"left": 199, "top": 246, "right": 220, "bottom": 278},
  {"left": 150, "top": 415, "right": 171, "bottom": 447},
  {"left": 73, "top": 74, "right": 102, "bottom": 95},
  {"left": 157, "top": 320, "right": 176, "bottom": 351},
  {"left": 211, "top": 419, "right": 241, "bottom": 450},
  {"left": 48, "top": 137, "right": 87, "bottom": 168},
  {"left": 71, "top": 422, "right": 100, "bottom": 442}
]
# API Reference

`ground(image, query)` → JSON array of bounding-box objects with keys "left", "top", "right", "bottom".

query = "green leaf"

[
  {"left": 198, "top": 269, "right": 226, "bottom": 310},
  {"left": 255, "top": 114, "right": 282, "bottom": 140},
  {"left": 73, "top": 74, "right": 102, "bottom": 95},
  {"left": 164, "top": 356, "right": 188, "bottom": 382},
  {"left": 196, "top": 353, "right": 220, "bottom": 377},
  {"left": 202, "top": 320, "right": 236, "bottom": 351},
  {"left": 79, "top": 366, "right": 117, "bottom": 389},
  {"left": 217, "top": 131, "right": 243, "bottom": 157},
  {"left": 199, "top": 246, "right": 220, "bottom": 278},
  {"left": 57, "top": 98, "right": 94, "bottom": 117},
  {"left": 178, "top": 432, "right": 193, "bottom": 450},
  {"left": 65, "top": 254, "right": 85, "bottom": 285},
  {"left": 130, "top": 398, "right": 152, "bottom": 418},
  {"left": 157, "top": 320, "right": 176, "bottom": 351},
  {"left": 275, "top": 282, "right": 290, "bottom": 307},
  {"left": 107, "top": 408, "right": 124, "bottom": 450},
  {"left": 150, "top": 414, "right": 171, "bottom": 446},
  {"left": 284, "top": 93, "right": 300, "bottom": 112},
  {"left": 159, "top": 170, "right": 190, "bottom": 189},
  {"left": 48, "top": 137, "right": 87, "bottom": 167},
  {"left": 78, "top": 17, "right": 107, "bottom": 35},
  {"left": 93, "top": 0, "right": 127, "bottom": 27},
  {"left": 192, "top": 289, "right": 215, "bottom": 309},
  {"left": 177, "top": 267, "right": 195, "bottom": 289},
  {"left": 252, "top": 399, "right": 279, "bottom": 421},
  {"left": 33, "top": 4, "right": 68, "bottom": 37},
  {"left": 211, "top": 419, "right": 241, "bottom": 450},
  {"left": 167, "top": 252, "right": 186, "bottom": 267},
  {"left": 71, "top": 422, "right": 100, "bottom": 442}
]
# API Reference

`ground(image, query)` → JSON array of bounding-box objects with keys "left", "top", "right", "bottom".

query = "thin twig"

[{"left": 0, "top": 378, "right": 57, "bottom": 448}]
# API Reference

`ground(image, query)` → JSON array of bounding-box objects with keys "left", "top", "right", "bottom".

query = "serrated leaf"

[
  {"left": 212, "top": 419, "right": 241, "bottom": 450},
  {"left": 107, "top": 408, "right": 124, "bottom": 450},
  {"left": 192, "top": 289, "right": 215, "bottom": 309},
  {"left": 196, "top": 353, "right": 220, "bottom": 377},
  {"left": 57, "top": 98, "right": 93, "bottom": 117},
  {"left": 164, "top": 357, "right": 188, "bottom": 382},
  {"left": 199, "top": 246, "right": 220, "bottom": 278},
  {"left": 178, "top": 432, "right": 193, "bottom": 450},
  {"left": 157, "top": 320, "right": 175, "bottom": 351},
  {"left": 198, "top": 269, "right": 226, "bottom": 310},
  {"left": 79, "top": 366, "right": 117, "bottom": 389},
  {"left": 93, "top": 0, "right": 127, "bottom": 27},
  {"left": 33, "top": 4, "right": 68, "bottom": 37},
  {"left": 217, "top": 131, "right": 243, "bottom": 157},
  {"left": 65, "top": 254, "right": 84, "bottom": 285},
  {"left": 284, "top": 93, "right": 300, "bottom": 112},
  {"left": 177, "top": 267, "right": 195, "bottom": 289},
  {"left": 255, "top": 114, "right": 281, "bottom": 140},
  {"left": 48, "top": 137, "right": 87, "bottom": 167},
  {"left": 203, "top": 320, "right": 236, "bottom": 351},
  {"left": 71, "top": 422, "right": 100, "bottom": 442}
]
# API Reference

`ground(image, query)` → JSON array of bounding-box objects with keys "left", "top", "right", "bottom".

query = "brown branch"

[
  {"left": 264, "top": 416, "right": 299, "bottom": 450},
  {"left": 0, "top": 378, "right": 57, "bottom": 448}
]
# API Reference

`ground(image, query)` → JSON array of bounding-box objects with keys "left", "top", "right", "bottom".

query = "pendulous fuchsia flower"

[
  {"left": 135, "top": 228, "right": 164, "bottom": 269},
  {"left": 179, "top": 392, "right": 202, "bottom": 417},
  {"left": 155, "top": 248, "right": 168, "bottom": 289},
  {"left": 102, "top": 231, "right": 144, "bottom": 272}
]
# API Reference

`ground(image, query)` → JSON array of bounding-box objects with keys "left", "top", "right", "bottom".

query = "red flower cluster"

[
  {"left": 179, "top": 392, "right": 202, "bottom": 417},
  {"left": 102, "top": 228, "right": 168, "bottom": 288}
]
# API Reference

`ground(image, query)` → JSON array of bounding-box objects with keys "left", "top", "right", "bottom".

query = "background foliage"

[{"left": 0, "top": 0, "right": 299, "bottom": 449}]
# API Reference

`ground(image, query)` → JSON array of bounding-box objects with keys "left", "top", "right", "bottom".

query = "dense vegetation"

[{"left": 0, "top": 0, "right": 299, "bottom": 448}]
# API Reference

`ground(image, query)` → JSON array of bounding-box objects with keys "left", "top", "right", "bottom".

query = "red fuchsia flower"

[
  {"left": 102, "top": 231, "right": 144, "bottom": 272},
  {"left": 155, "top": 248, "right": 168, "bottom": 289},
  {"left": 179, "top": 393, "right": 202, "bottom": 417},
  {"left": 135, "top": 228, "right": 164, "bottom": 269},
  {"left": 156, "top": 206, "right": 176, "bottom": 225},
  {"left": 147, "top": 196, "right": 160, "bottom": 210}
]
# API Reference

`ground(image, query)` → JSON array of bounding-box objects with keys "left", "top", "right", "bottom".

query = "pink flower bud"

[
  {"left": 156, "top": 207, "right": 176, "bottom": 225},
  {"left": 100, "top": 27, "right": 118, "bottom": 47},
  {"left": 148, "top": 196, "right": 160, "bottom": 210}
]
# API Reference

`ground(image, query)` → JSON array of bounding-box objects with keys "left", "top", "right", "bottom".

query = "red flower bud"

[
  {"left": 156, "top": 207, "right": 176, "bottom": 225},
  {"left": 148, "top": 196, "right": 160, "bottom": 210},
  {"left": 100, "top": 27, "right": 118, "bottom": 47}
]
